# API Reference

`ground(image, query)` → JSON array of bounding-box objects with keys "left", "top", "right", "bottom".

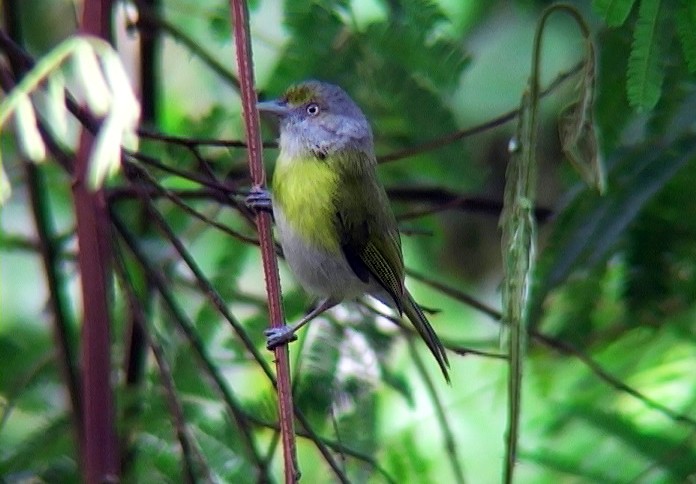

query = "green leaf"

[
  {"left": 530, "top": 134, "right": 696, "bottom": 323},
  {"left": 593, "top": 0, "right": 637, "bottom": 26},
  {"left": 594, "top": 28, "right": 633, "bottom": 151},
  {"left": 626, "top": 0, "right": 665, "bottom": 111},
  {"left": 676, "top": 2, "right": 696, "bottom": 72}
]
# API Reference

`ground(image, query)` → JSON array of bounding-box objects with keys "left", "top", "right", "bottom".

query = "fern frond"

[
  {"left": 627, "top": 0, "right": 665, "bottom": 111},
  {"left": 676, "top": 2, "right": 696, "bottom": 72},
  {"left": 593, "top": 0, "right": 637, "bottom": 26}
]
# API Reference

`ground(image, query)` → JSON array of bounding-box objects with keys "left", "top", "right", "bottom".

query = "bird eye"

[{"left": 306, "top": 103, "right": 320, "bottom": 116}]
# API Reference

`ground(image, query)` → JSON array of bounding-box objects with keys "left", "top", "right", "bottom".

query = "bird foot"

[
  {"left": 245, "top": 186, "right": 273, "bottom": 213},
  {"left": 264, "top": 326, "right": 298, "bottom": 350}
]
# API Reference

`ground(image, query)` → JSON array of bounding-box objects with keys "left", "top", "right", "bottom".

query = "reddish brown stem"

[
  {"left": 75, "top": 1, "right": 119, "bottom": 482},
  {"left": 229, "top": 0, "right": 299, "bottom": 482}
]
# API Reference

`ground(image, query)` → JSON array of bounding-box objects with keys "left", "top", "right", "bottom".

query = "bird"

[{"left": 248, "top": 80, "right": 449, "bottom": 381}]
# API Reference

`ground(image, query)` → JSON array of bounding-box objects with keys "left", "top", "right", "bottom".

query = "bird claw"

[
  {"left": 264, "top": 326, "right": 298, "bottom": 350},
  {"left": 245, "top": 186, "right": 273, "bottom": 213}
]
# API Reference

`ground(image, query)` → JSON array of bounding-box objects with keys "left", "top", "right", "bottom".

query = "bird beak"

[{"left": 256, "top": 99, "right": 289, "bottom": 116}]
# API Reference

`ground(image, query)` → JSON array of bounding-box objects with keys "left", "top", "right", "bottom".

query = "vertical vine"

[{"left": 500, "top": 4, "right": 600, "bottom": 482}]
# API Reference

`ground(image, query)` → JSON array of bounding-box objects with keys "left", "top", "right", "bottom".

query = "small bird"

[{"left": 250, "top": 80, "right": 449, "bottom": 381}]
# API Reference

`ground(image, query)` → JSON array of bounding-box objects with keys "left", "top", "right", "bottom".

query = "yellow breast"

[{"left": 272, "top": 152, "right": 341, "bottom": 253}]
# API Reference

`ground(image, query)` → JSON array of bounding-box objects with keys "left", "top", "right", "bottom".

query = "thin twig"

[
  {"left": 117, "top": 168, "right": 348, "bottom": 482},
  {"left": 24, "top": 161, "right": 83, "bottom": 445},
  {"left": 245, "top": 414, "right": 397, "bottom": 484},
  {"left": 388, "top": 186, "right": 553, "bottom": 223},
  {"left": 406, "top": 269, "right": 502, "bottom": 320},
  {"left": 228, "top": 1, "right": 298, "bottom": 482},
  {"left": 408, "top": 269, "right": 696, "bottom": 429},
  {"left": 408, "top": 338, "right": 466, "bottom": 483},
  {"left": 362, "top": 301, "right": 505, "bottom": 360},
  {"left": 114, "top": 168, "right": 260, "bottom": 246},
  {"left": 115, "top": 254, "right": 209, "bottom": 483},
  {"left": 129, "top": 63, "right": 582, "bottom": 166},
  {"left": 377, "top": 61, "right": 583, "bottom": 164},
  {"left": 111, "top": 213, "right": 271, "bottom": 481},
  {"left": 138, "top": 128, "right": 256, "bottom": 148}
]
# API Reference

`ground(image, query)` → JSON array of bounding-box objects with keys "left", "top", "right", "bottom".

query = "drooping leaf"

[
  {"left": 558, "top": 40, "right": 605, "bottom": 193},
  {"left": 592, "top": 0, "right": 637, "bottom": 26},
  {"left": 626, "top": 0, "right": 665, "bottom": 110}
]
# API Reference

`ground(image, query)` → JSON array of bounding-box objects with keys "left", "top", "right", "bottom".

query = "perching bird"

[{"left": 249, "top": 80, "right": 449, "bottom": 381}]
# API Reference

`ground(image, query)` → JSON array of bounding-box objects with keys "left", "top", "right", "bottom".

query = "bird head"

[{"left": 257, "top": 81, "right": 373, "bottom": 157}]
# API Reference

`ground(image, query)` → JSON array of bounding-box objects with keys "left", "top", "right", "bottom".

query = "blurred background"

[{"left": 1, "top": 0, "right": 696, "bottom": 482}]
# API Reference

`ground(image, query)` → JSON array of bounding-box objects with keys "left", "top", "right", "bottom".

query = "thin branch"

[
  {"left": 113, "top": 169, "right": 260, "bottom": 246},
  {"left": 125, "top": 152, "right": 238, "bottom": 193},
  {"left": 115, "top": 255, "right": 208, "bottom": 484},
  {"left": 377, "top": 61, "right": 583, "bottom": 164},
  {"left": 148, "top": 330, "right": 209, "bottom": 484},
  {"left": 532, "top": 332, "right": 696, "bottom": 428},
  {"left": 405, "top": 269, "right": 502, "bottom": 320},
  {"left": 111, "top": 212, "right": 271, "bottom": 481},
  {"left": 408, "top": 269, "right": 696, "bottom": 429},
  {"left": 362, "top": 301, "right": 505, "bottom": 361},
  {"left": 389, "top": 186, "right": 554, "bottom": 223},
  {"left": 407, "top": 338, "right": 466, "bottom": 484},
  {"left": 138, "top": 128, "right": 254, "bottom": 148},
  {"left": 24, "top": 161, "right": 83, "bottom": 443},
  {"left": 122, "top": 180, "right": 268, "bottom": 466},
  {"left": 0, "top": 233, "right": 41, "bottom": 252},
  {"left": 116, "top": 170, "right": 348, "bottom": 481},
  {"left": 228, "top": 2, "right": 298, "bottom": 483},
  {"left": 245, "top": 414, "right": 397, "bottom": 484}
]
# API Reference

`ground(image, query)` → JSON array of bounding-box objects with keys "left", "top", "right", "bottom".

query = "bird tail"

[{"left": 402, "top": 290, "right": 450, "bottom": 382}]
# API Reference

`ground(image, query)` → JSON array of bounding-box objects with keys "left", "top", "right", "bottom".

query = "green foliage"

[
  {"left": 531, "top": 134, "right": 696, "bottom": 325},
  {"left": 594, "top": 0, "right": 696, "bottom": 112},
  {"left": 593, "top": 0, "right": 637, "bottom": 26},
  {"left": 676, "top": 1, "right": 696, "bottom": 73},
  {"left": 626, "top": 0, "right": 665, "bottom": 111},
  {"left": 269, "top": 0, "right": 470, "bottom": 189},
  {"left": 2, "top": 0, "right": 696, "bottom": 482}
]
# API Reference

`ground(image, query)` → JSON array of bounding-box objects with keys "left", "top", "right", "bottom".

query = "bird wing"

[
  {"left": 332, "top": 152, "right": 406, "bottom": 310},
  {"left": 332, "top": 151, "right": 450, "bottom": 381}
]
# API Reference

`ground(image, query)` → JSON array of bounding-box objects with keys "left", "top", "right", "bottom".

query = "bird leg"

[
  {"left": 245, "top": 186, "right": 274, "bottom": 214},
  {"left": 264, "top": 297, "right": 339, "bottom": 350}
]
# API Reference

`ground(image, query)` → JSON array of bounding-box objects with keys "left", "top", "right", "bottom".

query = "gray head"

[{"left": 257, "top": 81, "right": 373, "bottom": 158}]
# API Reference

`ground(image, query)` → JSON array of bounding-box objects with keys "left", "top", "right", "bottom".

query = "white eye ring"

[{"left": 306, "top": 103, "right": 320, "bottom": 116}]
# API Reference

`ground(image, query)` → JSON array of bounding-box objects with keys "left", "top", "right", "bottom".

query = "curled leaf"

[{"left": 558, "top": 40, "right": 605, "bottom": 193}]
